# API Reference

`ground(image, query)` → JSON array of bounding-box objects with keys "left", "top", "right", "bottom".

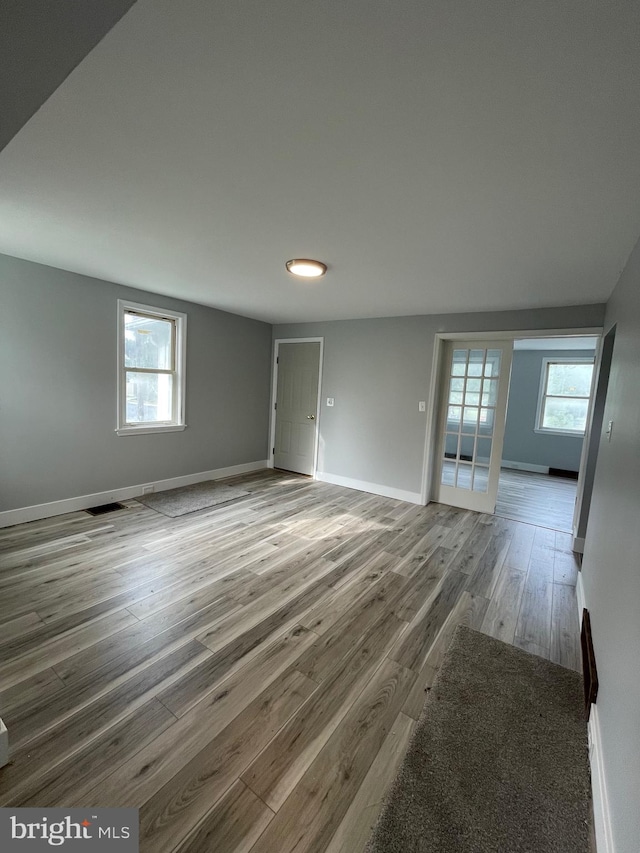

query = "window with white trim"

[
  {"left": 117, "top": 300, "right": 187, "bottom": 435},
  {"left": 536, "top": 358, "right": 594, "bottom": 435}
]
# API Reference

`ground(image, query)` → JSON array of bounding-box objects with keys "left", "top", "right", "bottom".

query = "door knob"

[{"left": 306, "top": 415, "right": 315, "bottom": 420}]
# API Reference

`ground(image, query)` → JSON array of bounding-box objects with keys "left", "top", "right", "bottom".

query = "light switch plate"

[
  {"left": 418, "top": 401, "right": 426, "bottom": 412},
  {"left": 326, "top": 398, "right": 334, "bottom": 407}
]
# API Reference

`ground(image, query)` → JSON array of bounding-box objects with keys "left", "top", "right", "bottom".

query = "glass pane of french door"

[{"left": 436, "top": 341, "right": 513, "bottom": 513}]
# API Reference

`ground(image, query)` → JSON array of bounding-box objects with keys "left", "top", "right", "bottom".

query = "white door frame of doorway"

[
  {"left": 420, "top": 327, "right": 604, "bottom": 550},
  {"left": 269, "top": 337, "right": 324, "bottom": 477}
]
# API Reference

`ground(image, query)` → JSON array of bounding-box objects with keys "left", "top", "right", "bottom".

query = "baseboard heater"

[
  {"left": 580, "top": 608, "right": 598, "bottom": 720},
  {"left": 549, "top": 468, "right": 579, "bottom": 480}
]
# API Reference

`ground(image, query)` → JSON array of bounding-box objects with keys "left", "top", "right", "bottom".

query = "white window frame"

[
  {"left": 116, "top": 299, "right": 187, "bottom": 436},
  {"left": 534, "top": 357, "right": 594, "bottom": 436}
]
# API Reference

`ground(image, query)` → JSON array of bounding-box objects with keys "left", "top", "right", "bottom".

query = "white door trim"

[
  {"left": 421, "top": 326, "right": 604, "bottom": 506},
  {"left": 269, "top": 337, "right": 324, "bottom": 477},
  {"left": 571, "top": 335, "right": 605, "bottom": 549}
]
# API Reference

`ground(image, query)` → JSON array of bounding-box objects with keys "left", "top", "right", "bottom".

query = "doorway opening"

[
  {"left": 425, "top": 328, "right": 605, "bottom": 548},
  {"left": 495, "top": 335, "right": 599, "bottom": 534}
]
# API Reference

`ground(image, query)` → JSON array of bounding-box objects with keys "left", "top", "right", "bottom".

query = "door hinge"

[
  {"left": 276, "top": 356, "right": 279, "bottom": 364},
  {"left": 272, "top": 447, "right": 275, "bottom": 455},
  {"left": 274, "top": 402, "right": 277, "bottom": 410}
]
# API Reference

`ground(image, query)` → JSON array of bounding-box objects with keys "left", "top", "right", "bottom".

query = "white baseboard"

[
  {"left": 315, "top": 471, "right": 423, "bottom": 505},
  {"left": 576, "top": 570, "right": 586, "bottom": 614},
  {"left": 576, "top": 573, "right": 615, "bottom": 853},
  {"left": 589, "top": 705, "right": 615, "bottom": 853},
  {"left": 0, "top": 718, "right": 7, "bottom": 769},
  {"left": 501, "top": 459, "right": 550, "bottom": 474},
  {"left": 0, "top": 460, "right": 268, "bottom": 528}
]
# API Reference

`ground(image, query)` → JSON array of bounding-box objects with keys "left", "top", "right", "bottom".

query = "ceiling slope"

[{"left": 1, "top": 0, "right": 639, "bottom": 323}]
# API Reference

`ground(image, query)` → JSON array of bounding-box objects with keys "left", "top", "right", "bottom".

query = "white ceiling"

[{"left": 1, "top": 0, "right": 640, "bottom": 324}]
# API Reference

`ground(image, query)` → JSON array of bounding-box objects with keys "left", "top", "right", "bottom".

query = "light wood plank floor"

[
  {"left": 496, "top": 468, "right": 578, "bottom": 533},
  {"left": 0, "top": 470, "right": 581, "bottom": 852}
]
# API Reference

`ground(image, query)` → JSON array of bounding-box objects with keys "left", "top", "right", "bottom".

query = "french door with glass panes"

[{"left": 435, "top": 340, "right": 513, "bottom": 513}]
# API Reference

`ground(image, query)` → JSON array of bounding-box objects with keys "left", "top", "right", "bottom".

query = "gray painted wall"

[
  {"left": 0, "top": 253, "right": 272, "bottom": 512},
  {"left": 581, "top": 236, "right": 640, "bottom": 853},
  {"left": 502, "top": 348, "right": 595, "bottom": 472},
  {"left": 274, "top": 304, "right": 605, "bottom": 496}
]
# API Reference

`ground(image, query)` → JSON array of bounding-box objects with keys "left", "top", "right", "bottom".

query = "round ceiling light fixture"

[{"left": 285, "top": 258, "right": 327, "bottom": 278}]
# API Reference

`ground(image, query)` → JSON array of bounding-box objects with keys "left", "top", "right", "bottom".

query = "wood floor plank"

[
  {"left": 77, "top": 625, "right": 318, "bottom": 807},
  {"left": 246, "top": 660, "right": 415, "bottom": 853},
  {"left": 0, "top": 668, "right": 65, "bottom": 717},
  {"left": 530, "top": 525, "right": 557, "bottom": 565},
  {"left": 495, "top": 469, "right": 577, "bottom": 533},
  {"left": 173, "top": 780, "right": 274, "bottom": 853},
  {"left": 418, "top": 590, "right": 489, "bottom": 674},
  {"left": 481, "top": 564, "right": 527, "bottom": 645},
  {"left": 125, "top": 567, "right": 253, "bottom": 620},
  {"left": 503, "top": 522, "right": 536, "bottom": 571},
  {"left": 445, "top": 521, "right": 493, "bottom": 576},
  {"left": 385, "top": 518, "right": 446, "bottom": 559},
  {"left": 392, "top": 546, "right": 455, "bottom": 621},
  {"left": 158, "top": 609, "right": 321, "bottom": 717},
  {"left": 137, "top": 670, "right": 316, "bottom": 853},
  {"left": 515, "top": 573, "right": 553, "bottom": 651},
  {"left": 294, "top": 574, "right": 408, "bottom": 683},
  {"left": 0, "top": 609, "right": 139, "bottom": 689},
  {"left": 12, "top": 699, "right": 176, "bottom": 808},
  {"left": 5, "top": 637, "right": 208, "bottom": 750},
  {"left": 390, "top": 570, "right": 467, "bottom": 672},
  {"left": 0, "top": 640, "right": 209, "bottom": 800},
  {"left": 324, "top": 712, "right": 416, "bottom": 853},
  {"left": 553, "top": 547, "right": 580, "bottom": 586},
  {"left": 550, "top": 583, "right": 581, "bottom": 672},
  {"left": 54, "top": 593, "right": 238, "bottom": 686},
  {"left": 0, "top": 611, "right": 43, "bottom": 643},
  {"left": 241, "top": 609, "right": 404, "bottom": 810},
  {"left": 194, "top": 557, "right": 336, "bottom": 653},
  {"left": 400, "top": 662, "right": 437, "bottom": 720},
  {"left": 299, "top": 560, "right": 389, "bottom": 635},
  {"left": 465, "top": 528, "right": 511, "bottom": 598}
]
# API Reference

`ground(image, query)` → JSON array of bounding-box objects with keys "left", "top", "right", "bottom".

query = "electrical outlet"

[
  {"left": 142, "top": 485, "right": 155, "bottom": 495},
  {"left": 418, "top": 401, "right": 426, "bottom": 412},
  {"left": 326, "top": 398, "right": 335, "bottom": 407},
  {"left": 606, "top": 420, "right": 614, "bottom": 442}
]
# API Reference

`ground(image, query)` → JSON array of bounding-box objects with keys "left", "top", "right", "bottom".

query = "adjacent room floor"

[
  {"left": 0, "top": 470, "right": 581, "bottom": 852},
  {"left": 496, "top": 468, "right": 578, "bottom": 533}
]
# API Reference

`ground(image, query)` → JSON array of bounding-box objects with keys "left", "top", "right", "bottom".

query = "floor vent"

[{"left": 85, "top": 502, "right": 127, "bottom": 516}]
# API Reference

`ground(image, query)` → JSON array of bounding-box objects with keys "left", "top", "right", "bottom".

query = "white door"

[
  {"left": 435, "top": 340, "right": 513, "bottom": 513},
  {"left": 273, "top": 342, "right": 321, "bottom": 475}
]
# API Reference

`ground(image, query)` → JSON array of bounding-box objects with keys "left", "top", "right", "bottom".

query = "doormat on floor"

[
  {"left": 366, "top": 626, "right": 590, "bottom": 853},
  {"left": 135, "top": 481, "right": 250, "bottom": 517}
]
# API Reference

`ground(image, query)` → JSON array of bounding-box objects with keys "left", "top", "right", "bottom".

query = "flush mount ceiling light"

[{"left": 285, "top": 258, "right": 327, "bottom": 278}]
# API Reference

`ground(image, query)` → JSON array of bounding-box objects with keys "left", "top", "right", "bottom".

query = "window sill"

[
  {"left": 116, "top": 424, "right": 187, "bottom": 436},
  {"left": 534, "top": 427, "right": 585, "bottom": 437}
]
